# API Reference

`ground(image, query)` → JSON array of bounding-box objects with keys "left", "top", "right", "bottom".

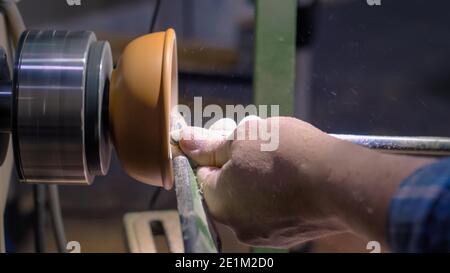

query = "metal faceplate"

[
  {"left": 13, "top": 30, "right": 112, "bottom": 184},
  {"left": 0, "top": 47, "right": 10, "bottom": 164}
]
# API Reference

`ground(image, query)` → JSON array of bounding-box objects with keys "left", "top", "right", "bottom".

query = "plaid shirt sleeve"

[{"left": 388, "top": 157, "right": 450, "bottom": 253}]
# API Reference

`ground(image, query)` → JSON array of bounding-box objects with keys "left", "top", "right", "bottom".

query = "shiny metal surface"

[
  {"left": 0, "top": 81, "right": 11, "bottom": 133},
  {"left": 85, "top": 41, "right": 112, "bottom": 176},
  {"left": 0, "top": 47, "right": 11, "bottom": 166},
  {"left": 14, "top": 30, "right": 96, "bottom": 184},
  {"left": 0, "top": 47, "right": 11, "bottom": 134},
  {"left": 331, "top": 134, "right": 450, "bottom": 156}
]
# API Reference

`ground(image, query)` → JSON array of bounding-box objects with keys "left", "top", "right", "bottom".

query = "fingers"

[
  {"left": 178, "top": 116, "right": 262, "bottom": 166},
  {"left": 179, "top": 126, "right": 231, "bottom": 167},
  {"left": 197, "top": 166, "right": 221, "bottom": 195},
  {"left": 238, "top": 115, "right": 261, "bottom": 126},
  {"left": 197, "top": 166, "right": 228, "bottom": 222},
  {"left": 209, "top": 118, "right": 237, "bottom": 136}
]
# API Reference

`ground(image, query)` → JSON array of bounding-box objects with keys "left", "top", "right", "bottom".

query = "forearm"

[
  {"left": 322, "top": 140, "right": 435, "bottom": 247},
  {"left": 180, "top": 117, "right": 441, "bottom": 249}
]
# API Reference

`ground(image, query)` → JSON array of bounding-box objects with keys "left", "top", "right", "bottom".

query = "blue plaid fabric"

[{"left": 388, "top": 157, "right": 450, "bottom": 252}]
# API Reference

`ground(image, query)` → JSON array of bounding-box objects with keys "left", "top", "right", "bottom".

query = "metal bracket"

[
  {"left": 123, "top": 210, "right": 184, "bottom": 253},
  {"left": 123, "top": 156, "right": 219, "bottom": 253}
]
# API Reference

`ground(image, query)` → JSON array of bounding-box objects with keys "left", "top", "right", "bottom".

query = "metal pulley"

[
  {"left": 0, "top": 29, "right": 178, "bottom": 188},
  {"left": 12, "top": 30, "right": 112, "bottom": 184}
]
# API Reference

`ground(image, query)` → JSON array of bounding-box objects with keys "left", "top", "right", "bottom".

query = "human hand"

[{"left": 178, "top": 117, "right": 350, "bottom": 248}]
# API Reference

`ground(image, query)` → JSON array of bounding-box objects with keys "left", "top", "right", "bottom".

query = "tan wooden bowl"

[{"left": 109, "top": 29, "right": 178, "bottom": 189}]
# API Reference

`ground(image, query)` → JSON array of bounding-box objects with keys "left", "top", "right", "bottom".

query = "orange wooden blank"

[{"left": 109, "top": 29, "right": 178, "bottom": 189}]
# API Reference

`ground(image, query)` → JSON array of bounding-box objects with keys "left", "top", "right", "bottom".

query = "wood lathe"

[{"left": 0, "top": 28, "right": 178, "bottom": 189}]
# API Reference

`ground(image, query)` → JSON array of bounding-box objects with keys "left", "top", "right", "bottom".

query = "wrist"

[{"left": 321, "top": 140, "right": 435, "bottom": 243}]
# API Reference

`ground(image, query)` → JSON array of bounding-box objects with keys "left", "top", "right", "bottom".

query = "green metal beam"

[
  {"left": 254, "top": 0, "right": 297, "bottom": 116},
  {"left": 252, "top": 0, "right": 297, "bottom": 253}
]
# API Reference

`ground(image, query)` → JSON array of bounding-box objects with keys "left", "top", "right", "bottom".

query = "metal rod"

[
  {"left": 330, "top": 134, "right": 450, "bottom": 157},
  {"left": 0, "top": 1, "right": 26, "bottom": 47},
  {"left": 33, "top": 184, "right": 46, "bottom": 253},
  {"left": 47, "top": 185, "right": 67, "bottom": 253}
]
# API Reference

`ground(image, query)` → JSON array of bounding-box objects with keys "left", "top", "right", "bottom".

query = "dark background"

[{"left": 4, "top": 0, "right": 450, "bottom": 252}]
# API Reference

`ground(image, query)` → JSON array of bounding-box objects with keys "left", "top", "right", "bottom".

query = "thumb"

[{"left": 179, "top": 126, "right": 231, "bottom": 167}]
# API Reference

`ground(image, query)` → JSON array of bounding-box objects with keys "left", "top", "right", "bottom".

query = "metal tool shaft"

[{"left": 330, "top": 134, "right": 450, "bottom": 157}]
